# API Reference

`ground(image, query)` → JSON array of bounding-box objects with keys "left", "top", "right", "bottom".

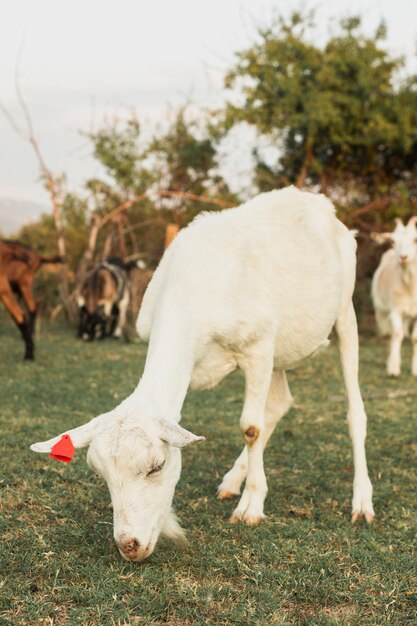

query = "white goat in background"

[
  {"left": 31, "top": 187, "right": 374, "bottom": 562},
  {"left": 372, "top": 216, "right": 417, "bottom": 376}
]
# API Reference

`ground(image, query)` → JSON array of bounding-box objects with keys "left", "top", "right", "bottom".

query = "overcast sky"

[{"left": 1, "top": 0, "right": 416, "bottom": 231}]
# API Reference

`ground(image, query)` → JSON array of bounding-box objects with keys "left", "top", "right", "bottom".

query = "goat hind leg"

[{"left": 336, "top": 302, "right": 374, "bottom": 523}]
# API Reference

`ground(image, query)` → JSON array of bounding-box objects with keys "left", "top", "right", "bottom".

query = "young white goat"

[
  {"left": 372, "top": 216, "right": 417, "bottom": 376},
  {"left": 31, "top": 187, "right": 374, "bottom": 562}
]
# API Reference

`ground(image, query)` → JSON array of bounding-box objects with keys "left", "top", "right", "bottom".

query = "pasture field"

[{"left": 0, "top": 324, "right": 416, "bottom": 625}]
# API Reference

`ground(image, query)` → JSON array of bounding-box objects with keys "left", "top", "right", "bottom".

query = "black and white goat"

[{"left": 77, "top": 257, "right": 144, "bottom": 341}]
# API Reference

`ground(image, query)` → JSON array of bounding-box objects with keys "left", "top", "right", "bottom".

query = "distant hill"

[{"left": 0, "top": 197, "right": 50, "bottom": 236}]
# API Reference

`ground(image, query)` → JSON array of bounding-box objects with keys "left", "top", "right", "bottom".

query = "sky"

[{"left": 0, "top": 0, "right": 416, "bottom": 232}]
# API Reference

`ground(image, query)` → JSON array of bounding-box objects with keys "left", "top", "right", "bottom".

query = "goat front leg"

[
  {"left": 336, "top": 302, "right": 374, "bottom": 523},
  {"left": 387, "top": 310, "right": 403, "bottom": 377},
  {"left": 218, "top": 369, "right": 293, "bottom": 500},
  {"left": 411, "top": 321, "right": 417, "bottom": 376},
  {"left": 228, "top": 345, "right": 274, "bottom": 526}
]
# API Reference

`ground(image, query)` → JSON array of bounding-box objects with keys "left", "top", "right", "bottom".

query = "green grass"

[{"left": 0, "top": 323, "right": 416, "bottom": 625}]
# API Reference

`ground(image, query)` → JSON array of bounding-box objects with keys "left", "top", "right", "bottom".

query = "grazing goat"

[
  {"left": 31, "top": 187, "right": 374, "bottom": 562},
  {"left": 77, "top": 257, "right": 143, "bottom": 341},
  {"left": 371, "top": 217, "right": 417, "bottom": 376},
  {"left": 0, "top": 240, "right": 62, "bottom": 360}
]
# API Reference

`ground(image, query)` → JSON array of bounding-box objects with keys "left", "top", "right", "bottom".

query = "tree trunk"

[
  {"left": 73, "top": 214, "right": 102, "bottom": 294},
  {"left": 165, "top": 223, "right": 180, "bottom": 249},
  {"left": 320, "top": 171, "right": 329, "bottom": 195},
  {"left": 296, "top": 142, "right": 314, "bottom": 188},
  {"left": 117, "top": 219, "right": 127, "bottom": 258},
  {"left": 102, "top": 229, "right": 115, "bottom": 260},
  {"left": 45, "top": 173, "right": 79, "bottom": 325}
]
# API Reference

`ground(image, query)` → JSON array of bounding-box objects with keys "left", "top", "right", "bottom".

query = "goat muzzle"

[{"left": 118, "top": 538, "right": 153, "bottom": 562}]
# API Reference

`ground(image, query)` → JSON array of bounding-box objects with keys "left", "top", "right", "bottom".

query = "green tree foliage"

[
  {"left": 8, "top": 110, "right": 235, "bottom": 314},
  {"left": 11, "top": 11, "right": 417, "bottom": 322},
  {"left": 148, "top": 108, "right": 237, "bottom": 224},
  {"left": 83, "top": 117, "right": 161, "bottom": 263},
  {"left": 223, "top": 12, "right": 417, "bottom": 225},
  {"left": 83, "top": 110, "right": 236, "bottom": 263},
  {"left": 86, "top": 116, "right": 155, "bottom": 197}
]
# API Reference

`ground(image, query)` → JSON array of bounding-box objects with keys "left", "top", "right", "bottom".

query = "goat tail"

[{"left": 40, "top": 255, "right": 65, "bottom": 265}]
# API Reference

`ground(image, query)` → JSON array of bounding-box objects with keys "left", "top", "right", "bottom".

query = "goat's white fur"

[
  {"left": 371, "top": 217, "right": 417, "bottom": 376},
  {"left": 31, "top": 187, "right": 374, "bottom": 561}
]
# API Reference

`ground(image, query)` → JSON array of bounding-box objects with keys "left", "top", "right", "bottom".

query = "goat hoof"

[
  {"left": 229, "top": 510, "right": 265, "bottom": 525},
  {"left": 242, "top": 514, "right": 264, "bottom": 526},
  {"left": 217, "top": 489, "right": 239, "bottom": 501},
  {"left": 351, "top": 511, "right": 374, "bottom": 524}
]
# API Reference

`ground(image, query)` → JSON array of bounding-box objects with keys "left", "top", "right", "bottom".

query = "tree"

[
  {"left": 147, "top": 107, "right": 237, "bottom": 226},
  {"left": 223, "top": 12, "right": 417, "bottom": 229},
  {"left": 9, "top": 110, "right": 238, "bottom": 320},
  {"left": 82, "top": 115, "right": 164, "bottom": 266},
  {"left": 0, "top": 69, "right": 78, "bottom": 320},
  {"left": 81, "top": 110, "right": 237, "bottom": 267}
]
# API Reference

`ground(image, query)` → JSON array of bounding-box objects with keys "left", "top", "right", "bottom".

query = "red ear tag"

[{"left": 50, "top": 434, "right": 75, "bottom": 463}]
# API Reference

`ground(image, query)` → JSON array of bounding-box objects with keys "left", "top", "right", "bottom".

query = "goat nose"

[
  {"left": 400, "top": 255, "right": 408, "bottom": 263},
  {"left": 120, "top": 538, "right": 140, "bottom": 559},
  {"left": 117, "top": 537, "right": 155, "bottom": 562}
]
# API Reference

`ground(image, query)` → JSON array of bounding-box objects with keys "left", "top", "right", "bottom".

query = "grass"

[{"left": 0, "top": 322, "right": 416, "bottom": 625}]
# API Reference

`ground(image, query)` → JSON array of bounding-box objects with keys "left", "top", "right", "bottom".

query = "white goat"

[
  {"left": 31, "top": 187, "right": 374, "bottom": 562},
  {"left": 372, "top": 216, "right": 417, "bottom": 376}
]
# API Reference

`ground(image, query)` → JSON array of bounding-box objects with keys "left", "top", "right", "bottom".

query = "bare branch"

[
  {"left": 1, "top": 56, "right": 75, "bottom": 322},
  {"left": 0, "top": 39, "right": 30, "bottom": 140},
  {"left": 101, "top": 189, "right": 235, "bottom": 227},
  {"left": 15, "top": 64, "right": 50, "bottom": 177},
  {"left": 122, "top": 217, "right": 166, "bottom": 235},
  {"left": 101, "top": 195, "right": 148, "bottom": 226},
  {"left": 0, "top": 101, "right": 28, "bottom": 139},
  {"left": 157, "top": 190, "right": 235, "bottom": 208}
]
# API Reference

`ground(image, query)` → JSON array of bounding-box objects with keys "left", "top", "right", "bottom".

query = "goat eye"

[{"left": 146, "top": 461, "right": 165, "bottom": 477}]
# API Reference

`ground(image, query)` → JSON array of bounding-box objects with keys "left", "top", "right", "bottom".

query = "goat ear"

[
  {"left": 30, "top": 418, "right": 99, "bottom": 454},
  {"left": 370, "top": 232, "right": 392, "bottom": 245},
  {"left": 157, "top": 419, "right": 205, "bottom": 448}
]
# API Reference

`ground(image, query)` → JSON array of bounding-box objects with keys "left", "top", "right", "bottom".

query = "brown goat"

[{"left": 0, "top": 240, "right": 63, "bottom": 359}]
